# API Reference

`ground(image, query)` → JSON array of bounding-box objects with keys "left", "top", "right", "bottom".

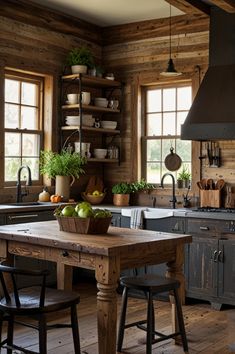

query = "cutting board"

[{"left": 85, "top": 176, "right": 104, "bottom": 193}]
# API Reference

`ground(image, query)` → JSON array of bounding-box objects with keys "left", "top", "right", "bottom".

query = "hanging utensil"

[
  {"left": 164, "top": 147, "right": 182, "bottom": 171},
  {"left": 197, "top": 181, "right": 203, "bottom": 190}
]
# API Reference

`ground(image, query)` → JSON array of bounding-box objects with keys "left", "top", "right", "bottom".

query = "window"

[
  {"left": 4, "top": 71, "right": 44, "bottom": 183},
  {"left": 142, "top": 84, "right": 192, "bottom": 184}
]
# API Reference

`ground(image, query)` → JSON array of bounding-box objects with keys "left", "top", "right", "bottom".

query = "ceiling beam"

[
  {"left": 208, "top": 0, "right": 235, "bottom": 13},
  {"left": 165, "top": 0, "right": 210, "bottom": 15}
]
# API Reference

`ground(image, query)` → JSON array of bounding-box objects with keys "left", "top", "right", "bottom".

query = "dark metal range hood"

[{"left": 181, "top": 7, "right": 235, "bottom": 140}]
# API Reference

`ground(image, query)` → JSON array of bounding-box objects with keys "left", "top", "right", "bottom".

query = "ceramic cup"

[
  {"left": 74, "top": 142, "right": 91, "bottom": 157},
  {"left": 67, "top": 93, "right": 78, "bottom": 104},
  {"left": 81, "top": 91, "right": 91, "bottom": 105},
  {"left": 113, "top": 100, "right": 119, "bottom": 109}
]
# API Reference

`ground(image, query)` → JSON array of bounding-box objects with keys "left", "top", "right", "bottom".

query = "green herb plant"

[
  {"left": 131, "top": 179, "right": 154, "bottom": 192},
  {"left": 66, "top": 47, "right": 94, "bottom": 68},
  {"left": 112, "top": 182, "right": 133, "bottom": 195},
  {"left": 177, "top": 165, "right": 191, "bottom": 181},
  {"left": 40, "top": 150, "right": 86, "bottom": 179}
]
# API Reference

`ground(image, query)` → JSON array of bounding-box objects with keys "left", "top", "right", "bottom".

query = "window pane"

[
  {"left": 163, "top": 88, "right": 175, "bottom": 111},
  {"left": 177, "top": 111, "right": 188, "bottom": 135},
  {"left": 147, "top": 113, "right": 162, "bottom": 135},
  {"left": 177, "top": 86, "right": 192, "bottom": 110},
  {"left": 5, "top": 79, "right": 20, "bottom": 103},
  {"left": 5, "top": 158, "right": 21, "bottom": 182},
  {"left": 22, "top": 158, "right": 39, "bottom": 180},
  {"left": 21, "top": 106, "right": 38, "bottom": 129},
  {"left": 22, "top": 134, "right": 40, "bottom": 156},
  {"left": 147, "top": 162, "right": 161, "bottom": 184},
  {"left": 176, "top": 140, "right": 191, "bottom": 161},
  {"left": 5, "top": 103, "right": 19, "bottom": 128},
  {"left": 22, "top": 82, "right": 37, "bottom": 106},
  {"left": 147, "top": 140, "right": 161, "bottom": 161},
  {"left": 5, "top": 133, "right": 21, "bottom": 156},
  {"left": 161, "top": 167, "right": 177, "bottom": 183},
  {"left": 163, "top": 112, "right": 175, "bottom": 135},
  {"left": 147, "top": 90, "right": 161, "bottom": 112}
]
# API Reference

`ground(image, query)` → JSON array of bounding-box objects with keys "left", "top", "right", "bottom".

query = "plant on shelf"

[
  {"left": 112, "top": 182, "right": 133, "bottom": 206},
  {"left": 66, "top": 47, "right": 94, "bottom": 74},
  {"left": 131, "top": 179, "right": 154, "bottom": 193},
  {"left": 177, "top": 165, "right": 191, "bottom": 188},
  {"left": 40, "top": 150, "right": 87, "bottom": 201}
]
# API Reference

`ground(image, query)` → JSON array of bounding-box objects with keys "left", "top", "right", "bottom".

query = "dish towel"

[{"left": 130, "top": 208, "right": 147, "bottom": 229}]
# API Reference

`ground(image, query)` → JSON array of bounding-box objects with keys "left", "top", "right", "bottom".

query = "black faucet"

[
  {"left": 16, "top": 165, "right": 32, "bottom": 203},
  {"left": 160, "top": 173, "right": 177, "bottom": 209}
]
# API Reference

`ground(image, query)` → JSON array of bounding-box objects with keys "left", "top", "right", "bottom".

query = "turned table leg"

[{"left": 95, "top": 255, "right": 120, "bottom": 354}]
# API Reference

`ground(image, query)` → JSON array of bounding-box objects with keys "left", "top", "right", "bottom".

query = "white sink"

[{"left": 143, "top": 208, "right": 174, "bottom": 219}]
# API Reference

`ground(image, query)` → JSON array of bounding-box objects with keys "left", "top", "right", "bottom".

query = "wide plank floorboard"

[{"left": 1, "top": 281, "right": 235, "bottom": 353}]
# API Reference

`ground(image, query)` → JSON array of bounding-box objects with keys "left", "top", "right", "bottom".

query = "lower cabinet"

[
  {"left": 111, "top": 213, "right": 122, "bottom": 227},
  {"left": 5, "top": 209, "right": 56, "bottom": 287},
  {"left": 185, "top": 218, "right": 235, "bottom": 308}
]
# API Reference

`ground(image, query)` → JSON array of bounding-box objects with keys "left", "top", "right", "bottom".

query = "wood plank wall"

[{"left": 1, "top": 1, "right": 235, "bottom": 206}]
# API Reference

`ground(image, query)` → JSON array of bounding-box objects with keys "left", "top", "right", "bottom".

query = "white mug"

[{"left": 81, "top": 92, "right": 91, "bottom": 105}]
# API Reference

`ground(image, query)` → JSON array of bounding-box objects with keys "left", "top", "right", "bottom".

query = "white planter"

[{"left": 71, "top": 65, "right": 87, "bottom": 74}]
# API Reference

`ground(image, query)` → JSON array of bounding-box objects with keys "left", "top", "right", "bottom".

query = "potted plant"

[
  {"left": 130, "top": 179, "right": 154, "bottom": 205},
  {"left": 66, "top": 47, "right": 94, "bottom": 75},
  {"left": 40, "top": 150, "right": 86, "bottom": 201},
  {"left": 177, "top": 165, "right": 191, "bottom": 189},
  {"left": 112, "top": 182, "right": 133, "bottom": 206}
]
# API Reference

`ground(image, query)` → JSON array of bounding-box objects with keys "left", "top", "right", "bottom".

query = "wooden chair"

[
  {"left": 0, "top": 264, "right": 81, "bottom": 354},
  {"left": 117, "top": 274, "right": 188, "bottom": 354}
]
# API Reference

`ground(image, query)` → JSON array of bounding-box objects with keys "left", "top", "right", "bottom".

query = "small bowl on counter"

[
  {"left": 93, "top": 148, "right": 107, "bottom": 159},
  {"left": 81, "top": 192, "right": 106, "bottom": 205}
]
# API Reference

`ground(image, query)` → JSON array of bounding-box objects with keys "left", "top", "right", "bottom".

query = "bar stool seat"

[{"left": 117, "top": 274, "right": 188, "bottom": 354}]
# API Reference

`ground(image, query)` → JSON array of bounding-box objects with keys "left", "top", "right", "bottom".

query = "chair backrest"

[{"left": 0, "top": 264, "right": 49, "bottom": 308}]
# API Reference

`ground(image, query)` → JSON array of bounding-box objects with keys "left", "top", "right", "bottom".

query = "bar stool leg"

[
  {"left": 117, "top": 287, "right": 129, "bottom": 352},
  {"left": 71, "top": 304, "right": 81, "bottom": 354},
  {"left": 146, "top": 290, "right": 153, "bottom": 354},
  {"left": 173, "top": 289, "right": 188, "bottom": 352}
]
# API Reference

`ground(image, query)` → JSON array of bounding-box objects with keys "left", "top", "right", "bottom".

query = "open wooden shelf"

[
  {"left": 61, "top": 125, "right": 120, "bottom": 135},
  {"left": 61, "top": 74, "right": 121, "bottom": 88},
  {"left": 62, "top": 103, "right": 120, "bottom": 113}
]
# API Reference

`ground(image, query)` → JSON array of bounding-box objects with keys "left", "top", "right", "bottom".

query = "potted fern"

[
  {"left": 66, "top": 47, "right": 94, "bottom": 75},
  {"left": 40, "top": 150, "right": 86, "bottom": 201}
]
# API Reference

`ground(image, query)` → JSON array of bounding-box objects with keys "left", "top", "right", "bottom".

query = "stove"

[{"left": 193, "top": 207, "right": 235, "bottom": 213}]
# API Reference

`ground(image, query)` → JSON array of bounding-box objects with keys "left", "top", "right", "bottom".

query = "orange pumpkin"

[{"left": 50, "top": 194, "right": 62, "bottom": 203}]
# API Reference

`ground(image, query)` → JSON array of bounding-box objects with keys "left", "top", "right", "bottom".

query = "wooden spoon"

[
  {"left": 200, "top": 178, "right": 208, "bottom": 190},
  {"left": 216, "top": 179, "right": 225, "bottom": 190},
  {"left": 207, "top": 178, "right": 214, "bottom": 190},
  {"left": 197, "top": 181, "right": 203, "bottom": 190}
]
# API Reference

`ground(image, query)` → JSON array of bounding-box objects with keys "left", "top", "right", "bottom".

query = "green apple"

[
  {"left": 61, "top": 205, "right": 75, "bottom": 217},
  {"left": 78, "top": 207, "right": 93, "bottom": 218},
  {"left": 92, "top": 190, "right": 100, "bottom": 196}
]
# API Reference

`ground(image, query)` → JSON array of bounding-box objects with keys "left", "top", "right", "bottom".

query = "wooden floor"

[{"left": 1, "top": 281, "right": 235, "bottom": 354}]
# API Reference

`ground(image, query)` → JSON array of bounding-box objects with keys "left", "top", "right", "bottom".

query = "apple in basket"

[{"left": 55, "top": 202, "right": 111, "bottom": 218}]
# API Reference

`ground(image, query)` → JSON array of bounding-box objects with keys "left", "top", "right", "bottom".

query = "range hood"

[{"left": 181, "top": 7, "right": 235, "bottom": 140}]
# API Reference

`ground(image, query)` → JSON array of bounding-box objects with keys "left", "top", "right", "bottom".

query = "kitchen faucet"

[
  {"left": 160, "top": 173, "right": 177, "bottom": 209},
  {"left": 16, "top": 165, "right": 32, "bottom": 203}
]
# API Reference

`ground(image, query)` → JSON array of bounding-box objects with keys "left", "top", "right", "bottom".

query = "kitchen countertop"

[{"left": 1, "top": 202, "right": 235, "bottom": 220}]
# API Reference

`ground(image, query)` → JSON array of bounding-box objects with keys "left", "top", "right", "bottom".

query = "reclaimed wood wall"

[{"left": 1, "top": 0, "right": 235, "bottom": 206}]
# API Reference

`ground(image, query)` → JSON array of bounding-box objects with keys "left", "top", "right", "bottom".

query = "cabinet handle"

[
  {"left": 213, "top": 250, "right": 218, "bottom": 262},
  {"left": 217, "top": 250, "right": 223, "bottom": 263},
  {"left": 8, "top": 214, "right": 39, "bottom": 221},
  {"left": 200, "top": 226, "right": 209, "bottom": 231}
]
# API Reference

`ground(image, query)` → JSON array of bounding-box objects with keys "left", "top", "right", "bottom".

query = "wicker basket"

[
  {"left": 81, "top": 192, "right": 105, "bottom": 205},
  {"left": 56, "top": 215, "right": 112, "bottom": 234}
]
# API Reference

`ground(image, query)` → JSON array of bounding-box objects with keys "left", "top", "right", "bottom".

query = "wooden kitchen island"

[{"left": 0, "top": 220, "right": 191, "bottom": 354}]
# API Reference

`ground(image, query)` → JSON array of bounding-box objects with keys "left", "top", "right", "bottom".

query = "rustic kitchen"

[{"left": 0, "top": 0, "right": 234, "bottom": 353}]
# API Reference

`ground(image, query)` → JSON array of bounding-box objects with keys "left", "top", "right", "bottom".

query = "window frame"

[
  {"left": 4, "top": 70, "right": 44, "bottom": 186},
  {"left": 141, "top": 81, "right": 192, "bottom": 185}
]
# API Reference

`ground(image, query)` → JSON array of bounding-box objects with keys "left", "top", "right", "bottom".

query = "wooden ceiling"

[{"left": 166, "top": 0, "right": 235, "bottom": 14}]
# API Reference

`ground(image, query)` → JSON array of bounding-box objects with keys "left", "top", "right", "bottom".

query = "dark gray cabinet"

[
  {"left": 111, "top": 213, "right": 122, "bottom": 227},
  {"left": 6, "top": 209, "right": 55, "bottom": 224},
  {"left": 185, "top": 217, "right": 235, "bottom": 308}
]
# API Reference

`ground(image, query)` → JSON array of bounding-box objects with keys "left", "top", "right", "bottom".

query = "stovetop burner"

[{"left": 194, "top": 207, "right": 235, "bottom": 213}]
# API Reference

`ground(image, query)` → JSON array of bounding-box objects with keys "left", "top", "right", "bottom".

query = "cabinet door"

[
  {"left": 186, "top": 236, "right": 218, "bottom": 299},
  {"left": 218, "top": 239, "right": 235, "bottom": 302},
  {"left": 111, "top": 213, "right": 122, "bottom": 227}
]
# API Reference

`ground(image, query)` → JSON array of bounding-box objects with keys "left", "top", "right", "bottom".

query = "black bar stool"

[{"left": 117, "top": 274, "right": 188, "bottom": 354}]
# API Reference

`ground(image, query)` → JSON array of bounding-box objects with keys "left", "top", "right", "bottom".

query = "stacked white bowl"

[
  {"left": 93, "top": 148, "right": 107, "bottom": 159},
  {"left": 94, "top": 97, "right": 108, "bottom": 108},
  {"left": 65, "top": 115, "right": 95, "bottom": 127},
  {"left": 100, "top": 121, "right": 117, "bottom": 130}
]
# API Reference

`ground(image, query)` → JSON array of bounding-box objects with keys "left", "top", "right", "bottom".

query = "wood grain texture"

[
  {"left": 209, "top": 0, "right": 235, "bottom": 12},
  {"left": 166, "top": 0, "right": 211, "bottom": 15}
]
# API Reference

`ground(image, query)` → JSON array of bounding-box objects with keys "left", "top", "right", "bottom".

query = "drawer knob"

[{"left": 62, "top": 251, "right": 69, "bottom": 257}]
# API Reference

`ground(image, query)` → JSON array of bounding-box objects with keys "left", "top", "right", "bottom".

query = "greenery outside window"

[
  {"left": 142, "top": 83, "right": 192, "bottom": 184},
  {"left": 4, "top": 71, "right": 44, "bottom": 184}
]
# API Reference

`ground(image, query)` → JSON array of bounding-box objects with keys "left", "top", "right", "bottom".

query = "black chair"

[
  {"left": 117, "top": 274, "right": 188, "bottom": 354},
  {"left": 0, "top": 264, "right": 81, "bottom": 354}
]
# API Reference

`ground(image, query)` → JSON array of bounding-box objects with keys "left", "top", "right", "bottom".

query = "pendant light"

[{"left": 160, "top": 5, "right": 182, "bottom": 77}]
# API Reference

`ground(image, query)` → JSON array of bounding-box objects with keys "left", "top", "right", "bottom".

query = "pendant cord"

[{"left": 169, "top": 4, "right": 172, "bottom": 59}]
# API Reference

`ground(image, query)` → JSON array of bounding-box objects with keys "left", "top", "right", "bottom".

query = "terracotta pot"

[
  {"left": 55, "top": 175, "right": 75, "bottom": 201},
  {"left": 113, "top": 194, "right": 130, "bottom": 206}
]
